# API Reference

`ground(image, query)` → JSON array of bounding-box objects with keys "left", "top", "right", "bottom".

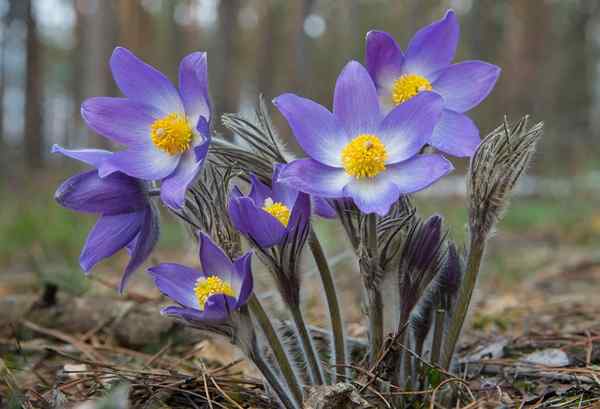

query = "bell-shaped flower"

[{"left": 148, "top": 232, "right": 253, "bottom": 323}]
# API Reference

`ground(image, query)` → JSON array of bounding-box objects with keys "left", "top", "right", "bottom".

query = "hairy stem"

[
  {"left": 308, "top": 230, "right": 347, "bottom": 381},
  {"left": 441, "top": 240, "right": 485, "bottom": 369},
  {"left": 366, "top": 213, "right": 383, "bottom": 364},
  {"left": 289, "top": 305, "right": 325, "bottom": 385},
  {"left": 251, "top": 347, "right": 300, "bottom": 409},
  {"left": 430, "top": 309, "right": 445, "bottom": 366},
  {"left": 248, "top": 295, "right": 303, "bottom": 405}
]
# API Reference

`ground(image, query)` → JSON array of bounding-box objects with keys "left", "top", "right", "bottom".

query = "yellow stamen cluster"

[
  {"left": 262, "top": 198, "right": 291, "bottom": 227},
  {"left": 391, "top": 74, "right": 432, "bottom": 105},
  {"left": 341, "top": 134, "right": 388, "bottom": 179},
  {"left": 150, "top": 112, "right": 193, "bottom": 155},
  {"left": 194, "top": 276, "right": 235, "bottom": 311}
]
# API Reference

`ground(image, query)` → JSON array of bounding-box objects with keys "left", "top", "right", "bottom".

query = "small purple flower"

[
  {"left": 81, "top": 47, "right": 211, "bottom": 209},
  {"left": 274, "top": 61, "right": 453, "bottom": 216},
  {"left": 228, "top": 164, "right": 311, "bottom": 248},
  {"left": 148, "top": 232, "right": 253, "bottom": 323},
  {"left": 53, "top": 145, "right": 159, "bottom": 293},
  {"left": 365, "top": 10, "right": 501, "bottom": 157}
]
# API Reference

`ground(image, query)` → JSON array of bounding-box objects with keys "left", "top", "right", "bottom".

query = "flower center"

[
  {"left": 262, "top": 198, "right": 291, "bottom": 227},
  {"left": 391, "top": 74, "right": 432, "bottom": 105},
  {"left": 341, "top": 134, "right": 388, "bottom": 179},
  {"left": 194, "top": 275, "right": 235, "bottom": 311},
  {"left": 150, "top": 112, "right": 193, "bottom": 155}
]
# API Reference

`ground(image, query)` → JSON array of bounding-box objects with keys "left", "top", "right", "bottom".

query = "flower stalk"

[{"left": 365, "top": 213, "right": 383, "bottom": 364}]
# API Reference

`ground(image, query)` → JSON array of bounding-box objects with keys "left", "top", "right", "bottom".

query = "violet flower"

[
  {"left": 149, "top": 232, "right": 253, "bottom": 323},
  {"left": 365, "top": 10, "right": 501, "bottom": 157},
  {"left": 81, "top": 47, "right": 211, "bottom": 209},
  {"left": 275, "top": 61, "right": 453, "bottom": 216},
  {"left": 53, "top": 145, "right": 159, "bottom": 293},
  {"left": 228, "top": 164, "right": 311, "bottom": 248}
]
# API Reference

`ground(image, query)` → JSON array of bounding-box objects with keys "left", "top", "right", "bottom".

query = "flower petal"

[
  {"left": 81, "top": 97, "right": 162, "bottom": 146},
  {"left": 378, "top": 91, "right": 443, "bottom": 163},
  {"left": 160, "top": 142, "right": 207, "bottom": 209},
  {"left": 232, "top": 252, "right": 253, "bottom": 307},
  {"left": 343, "top": 175, "right": 400, "bottom": 216},
  {"left": 80, "top": 212, "right": 143, "bottom": 272},
  {"left": 273, "top": 93, "right": 347, "bottom": 166},
  {"left": 277, "top": 159, "right": 351, "bottom": 198},
  {"left": 179, "top": 52, "right": 211, "bottom": 124},
  {"left": 429, "top": 110, "right": 480, "bottom": 157},
  {"left": 52, "top": 145, "right": 113, "bottom": 168},
  {"left": 333, "top": 61, "right": 381, "bottom": 136},
  {"left": 312, "top": 196, "right": 337, "bottom": 219},
  {"left": 432, "top": 61, "right": 501, "bottom": 113},
  {"left": 365, "top": 30, "right": 405, "bottom": 90},
  {"left": 148, "top": 263, "right": 202, "bottom": 309},
  {"left": 287, "top": 192, "right": 311, "bottom": 236},
  {"left": 272, "top": 164, "right": 298, "bottom": 209},
  {"left": 204, "top": 294, "right": 238, "bottom": 321},
  {"left": 198, "top": 232, "right": 234, "bottom": 281},
  {"left": 385, "top": 154, "right": 454, "bottom": 194},
  {"left": 120, "top": 204, "right": 160, "bottom": 293},
  {"left": 99, "top": 144, "right": 179, "bottom": 181},
  {"left": 110, "top": 47, "right": 183, "bottom": 113},
  {"left": 404, "top": 9, "right": 459, "bottom": 77},
  {"left": 228, "top": 197, "right": 287, "bottom": 248},
  {"left": 55, "top": 170, "right": 146, "bottom": 215},
  {"left": 249, "top": 174, "right": 273, "bottom": 207}
]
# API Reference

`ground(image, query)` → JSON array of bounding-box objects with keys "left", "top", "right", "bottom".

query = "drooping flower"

[
  {"left": 53, "top": 145, "right": 159, "bottom": 293},
  {"left": 148, "top": 232, "right": 253, "bottom": 323},
  {"left": 274, "top": 61, "right": 453, "bottom": 216},
  {"left": 81, "top": 47, "right": 211, "bottom": 209},
  {"left": 365, "top": 10, "right": 501, "bottom": 157},
  {"left": 228, "top": 164, "right": 311, "bottom": 248}
]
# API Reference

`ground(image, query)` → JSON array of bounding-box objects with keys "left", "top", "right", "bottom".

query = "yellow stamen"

[
  {"left": 194, "top": 276, "right": 235, "bottom": 311},
  {"left": 341, "top": 134, "right": 388, "bottom": 179},
  {"left": 262, "top": 197, "right": 291, "bottom": 226},
  {"left": 150, "top": 112, "right": 193, "bottom": 155},
  {"left": 391, "top": 74, "right": 432, "bottom": 105}
]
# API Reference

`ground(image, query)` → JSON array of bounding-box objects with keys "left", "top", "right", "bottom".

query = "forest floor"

[{"left": 1, "top": 174, "right": 600, "bottom": 408}]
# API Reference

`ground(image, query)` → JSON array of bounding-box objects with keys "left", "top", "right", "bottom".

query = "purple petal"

[
  {"left": 81, "top": 97, "right": 162, "bottom": 146},
  {"left": 430, "top": 110, "right": 480, "bottom": 157},
  {"left": 333, "top": 61, "right": 381, "bottom": 136},
  {"left": 312, "top": 196, "right": 337, "bottom": 219},
  {"left": 228, "top": 197, "right": 287, "bottom": 248},
  {"left": 99, "top": 144, "right": 179, "bottom": 181},
  {"left": 343, "top": 176, "right": 400, "bottom": 216},
  {"left": 249, "top": 174, "right": 273, "bottom": 207},
  {"left": 55, "top": 170, "right": 146, "bottom": 215},
  {"left": 204, "top": 294, "right": 238, "bottom": 321},
  {"left": 404, "top": 10, "right": 459, "bottom": 77},
  {"left": 432, "top": 61, "right": 501, "bottom": 113},
  {"left": 179, "top": 52, "right": 211, "bottom": 124},
  {"left": 160, "top": 145, "right": 206, "bottom": 210},
  {"left": 273, "top": 93, "right": 347, "bottom": 166},
  {"left": 80, "top": 212, "right": 143, "bottom": 272},
  {"left": 232, "top": 252, "right": 253, "bottom": 307},
  {"left": 287, "top": 192, "right": 311, "bottom": 235},
  {"left": 110, "top": 47, "right": 183, "bottom": 113},
  {"left": 272, "top": 164, "right": 298, "bottom": 209},
  {"left": 198, "top": 232, "right": 234, "bottom": 281},
  {"left": 277, "top": 159, "right": 351, "bottom": 198},
  {"left": 385, "top": 154, "right": 454, "bottom": 194},
  {"left": 52, "top": 145, "right": 112, "bottom": 168},
  {"left": 161, "top": 303, "right": 232, "bottom": 323},
  {"left": 120, "top": 204, "right": 160, "bottom": 293},
  {"left": 378, "top": 91, "right": 443, "bottom": 163},
  {"left": 365, "top": 30, "right": 405, "bottom": 90},
  {"left": 148, "top": 263, "right": 202, "bottom": 308}
]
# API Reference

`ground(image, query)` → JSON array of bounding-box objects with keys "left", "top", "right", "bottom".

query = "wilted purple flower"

[
  {"left": 149, "top": 232, "right": 253, "bottom": 323},
  {"left": 365, "top": 10, "right": 501, "bottom": 157},
  {"left": 81, "top": 47, "right": 211, "bottom": 209},
  {"left": 53, "top": 145, "right": 159, "bottom": 293},
  {"left": 228, "top": 164, "right": 311, "bottom": 248},
  {"left": 274, "top": 61, "right": 453, "bottom": 216}
]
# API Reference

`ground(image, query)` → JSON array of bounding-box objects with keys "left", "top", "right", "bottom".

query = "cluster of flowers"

[{"left": 54, "top": 10, "right": 501, "bottom": 406}]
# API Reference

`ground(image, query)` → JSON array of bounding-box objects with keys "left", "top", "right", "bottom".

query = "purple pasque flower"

[
  {"left": 81, "top": 47, "right": 211, "bottom": 209},
  {"left": 274, "top": 61, "right": 453, "bottom": 216},
  {"left": 52, "top": 145, "right": 159, "bottom": 293},
  {"left": 365, "top": 9, "right": 501, "bottom": 157},
  {"left": 148, "top": 232, "right": 253, "bottom": 323},
  {"left": 228, "top": 164, "right": 311, "bottom": 248}
]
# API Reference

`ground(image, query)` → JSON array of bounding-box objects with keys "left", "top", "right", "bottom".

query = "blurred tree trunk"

[
  {"left": 0, "top": 11, "right": 6, "bottom": 150},
  {"left": 257, "top": 0, "right": 278, "bottom": 100},
  {"left": 214, "top": 0, "right": 240, "bottom": 116},
  {"left": 24, "top": 0, "right": 44, "bottom": 169}
]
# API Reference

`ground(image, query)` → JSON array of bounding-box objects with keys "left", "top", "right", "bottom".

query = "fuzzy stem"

[
  {"left": 289, "top": 305, "right": 325, "bottom": 385},
  {"left": 252, "top": 348, "right": 300, "bottom": 409},
  {"left": 441, "top": 240, "right": 485, "bottom": 369},
  {"left": 430, "top": 309, "right": 445, "bottom": 366},
  {"left": 366, "top": 213, "right": 383, "bottom": 364},
  {"left": 248, "top": 295, "right": 304, "bottom": 405},
  {"left": 307, "top": 230, "right": 347, "bottom": 381}
]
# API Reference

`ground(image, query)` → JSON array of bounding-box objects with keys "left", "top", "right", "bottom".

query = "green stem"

[
  {"left": 252, "top": 348, "right": 300, "bottom": 409},
  {"left": 308, "top": 230, "right": 347, "bottom": 381},
  {"left": 441, "top": 240, "right": 485, "bottom": 369},
  {"left": 430, "top": 309, "right": 445, "bottom": 367},
  {"left": 289, "top": 305, "right": 325, "bottom": 385},
  {"left": 366, "top": 213, "right": 383, "bottom": 364},
  {"left": 248, "top": 295, "right": 303, "bottom": 405}
]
